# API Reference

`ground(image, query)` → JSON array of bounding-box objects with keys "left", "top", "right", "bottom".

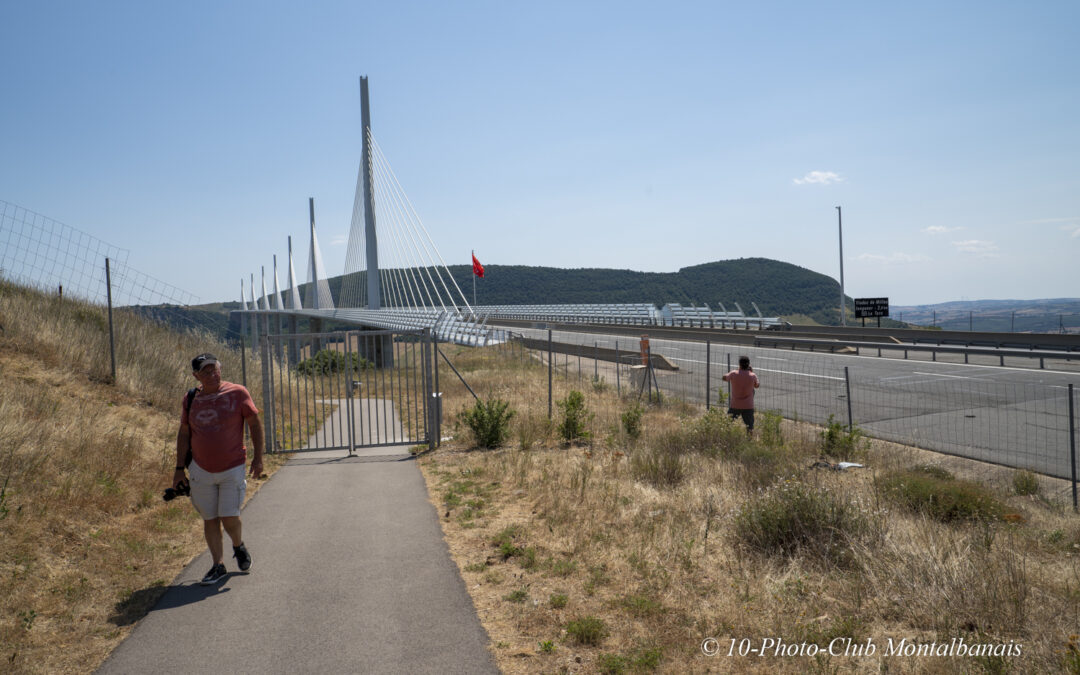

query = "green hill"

[
  {"left": 316, "top": 258, "right": 849, "bottom": 324},
  {"left": 142, "top": 258, "right": 857, "bottom": 343}
]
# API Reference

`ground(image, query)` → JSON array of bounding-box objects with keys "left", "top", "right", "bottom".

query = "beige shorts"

[{"left": 188, "top": 461, "right": 247, "bottom": 519}]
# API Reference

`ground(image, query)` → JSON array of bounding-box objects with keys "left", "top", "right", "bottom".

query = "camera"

[{"left": 163, "top": 480, "right": 190, "bottom": 502}]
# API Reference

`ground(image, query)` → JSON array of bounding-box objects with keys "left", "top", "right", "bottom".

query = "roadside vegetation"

[
  {"left": 0, "top": 280, "right": 288, "bottom": 674},
  {"left": 422, "top": 340, "right": 1080, "bottom": 674}
]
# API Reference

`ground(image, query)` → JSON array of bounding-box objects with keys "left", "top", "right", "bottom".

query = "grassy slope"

[
  {"left": 418, "top": 342, "right": 1080, "bottom": 674},
  {"left": 0, "top": 281, "right": 285, "bottom": 674}
]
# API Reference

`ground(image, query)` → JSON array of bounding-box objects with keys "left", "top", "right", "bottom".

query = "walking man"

[
  {"left": 722, "top": 355, "right": 760, "bottom": 434},
  {"left": 173, "top": 353, "right": 264, "bottom": 585}
]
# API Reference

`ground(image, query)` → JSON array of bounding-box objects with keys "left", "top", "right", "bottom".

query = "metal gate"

[{"left": 259, "top": 328, "right": 434, "bottom": 454}]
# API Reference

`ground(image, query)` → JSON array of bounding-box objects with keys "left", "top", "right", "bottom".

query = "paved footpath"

[{"left": 97, "top": 442, "right": 498, "bottom": 675}]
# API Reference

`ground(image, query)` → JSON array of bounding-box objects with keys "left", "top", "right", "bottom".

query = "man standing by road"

[
  {"left": 722, "top": 355, "right": 760, "bottom": 434},
  {"left": 173, "top": 353, "right": 264, "bottom": 585}
]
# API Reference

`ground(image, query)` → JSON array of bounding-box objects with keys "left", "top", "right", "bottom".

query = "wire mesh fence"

[
  {"left": 0, "top": 200, "right": 199, "bottom": 308},
  {"left": 499, "top": 329, "right": 1079, "bottom": 505}
]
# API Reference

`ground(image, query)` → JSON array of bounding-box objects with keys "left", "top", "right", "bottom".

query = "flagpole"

[{"left": 472, "top": 250, "right": 476, "bottom": 306}]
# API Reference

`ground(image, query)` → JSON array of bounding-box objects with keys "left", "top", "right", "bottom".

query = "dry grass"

[
  {"left": 0, "top": 280, "right": 288, "bottom": 674},
  {"left": 421, "top": 341, "right": 1080, "bottom": 674}
]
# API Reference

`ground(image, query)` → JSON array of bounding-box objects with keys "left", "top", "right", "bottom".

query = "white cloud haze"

[
  {"left": 952, "top": 239, "right": 999, "bottom": 256},
  {"left": 793, "top": 171, "right": 843, "bottom": 186},
  {"left": 923, "top": 225, "right": 962, "bottom": 235},
  {"left": 855, "top": 252, "right": 932, "bottom": 264}
]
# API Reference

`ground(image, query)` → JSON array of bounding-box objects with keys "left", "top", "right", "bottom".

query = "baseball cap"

[{"left": 191, "top": 353, "right": 220, "bottom": 372}]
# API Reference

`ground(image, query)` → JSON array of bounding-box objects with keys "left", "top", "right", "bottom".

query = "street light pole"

[{"left": 836, "top": 206, "right": 846, "bottom": 326}]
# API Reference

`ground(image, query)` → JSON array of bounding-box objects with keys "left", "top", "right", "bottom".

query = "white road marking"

[
  {"left": 666, "top": 356, "right": 844, "bottom": 381},
  {"left": 911, "top": 371, "right": 972, "bottom": 380}
]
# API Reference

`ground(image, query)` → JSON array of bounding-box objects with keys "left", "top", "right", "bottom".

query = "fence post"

[
  {"left": 547, "top": 329, "right": 553, "bottom": 419},
  {"left": 615, "top": 341, "right": 621, "bottom": 396},
  {"left": 1070, "top": 383, "right": 1077, "bottom": 512},
  {"left": 240, "top": 332, "right": 248, "bottom": 389},
  {"left": 594, "top": 342, "right": 598, "bottom": 381},
  {"left": 104, "top": 258, "right": 117, "bottom": 383},
  {"left": 844, "top": 366, "right": 854, "bottom": 432},
  {"left": 425, "top": 329, "right": 436, "bottom": 452},
  {"left": 705, "top": 340, "right": 711, "bottom": 411},
  {"left": 726, "top": 353, "right": 732, "bottom": 403},
  {"left": 260, "top": 334, "right": 275, "bottom": 453}
]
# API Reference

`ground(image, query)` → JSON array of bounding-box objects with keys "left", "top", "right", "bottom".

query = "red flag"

[{"left": 472, "top": 252, "right": 485, "bottom": 278}]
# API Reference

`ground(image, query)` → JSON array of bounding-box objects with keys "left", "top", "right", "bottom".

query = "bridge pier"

[
  {"left": 310, "top": 318, "right": 324, "bottom": 355},
  {"left": 354, "top": 329, "right": 394, "bottom": 368},
  {"left": 288, "top": 315, "right": 298, "bottom": 364}
]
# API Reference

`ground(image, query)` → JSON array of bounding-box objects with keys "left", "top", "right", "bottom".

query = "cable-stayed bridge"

[{"left": 236, "top": 77, "right": 778, "bottom": 346}]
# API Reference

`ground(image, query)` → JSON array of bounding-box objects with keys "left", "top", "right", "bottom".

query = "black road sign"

[{"left": 854, "top": 297, "right": 889, "bottom": 318}]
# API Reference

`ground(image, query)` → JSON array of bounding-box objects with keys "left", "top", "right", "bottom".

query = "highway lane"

[{"left": 511, "top": 326, "right": 1080, "bottom": 481}]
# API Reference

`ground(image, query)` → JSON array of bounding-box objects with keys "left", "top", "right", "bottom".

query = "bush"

[
  {"left": 621, "top": 403, "right": 644, "bottom": 440},
  {"left": 295, "top": 348, "right": 371, "bottom": 376},
  {"left": 566, "top": 616, "right": 608, "bottom": 646},
  {"left": 735, "top": 482, "right": 877, "bottom": 566},
  {"left": 1013, "top": 470, "right": 1040, "bottom": 496},
  {"left": 878, "top": 468, "right": 1005, "bottom": 522},
  {"left": 687, "top": 408, "right": 748, "bottom": 458},
  {"left": 557, "top": 390, "right": 593, "bottom": 444},
  {"left": 630, "top": 448, "right": 685, "bottom": 488},
  {"left": 759, "top": 410, "right": 784, "bottom": 447},
  {"left": 597, "top": 654, "right": 628, "bottom": 674},
  {"left": 457, "top": 397, "right": 515, "bottom": 449},
  {"left": 820, "top": 414, "right": 867, "bottom": 461}
]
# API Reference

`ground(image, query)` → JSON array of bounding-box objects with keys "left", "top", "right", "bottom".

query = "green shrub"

[
  {"left": 557, "top": 390, "right": 593, "bottom": 444},
  {"left": 621, "top": 403, "right": 644, "bottom": 440},
  {"left": 549, "top": 593, "right": 569, "bottom": 609},
  {"left": 687, "top": 408, "right": 748, "bottom": 458},
  {"left": 820, "top": 414, "right": 867, "bottom": 460},
  {"left": 457, "top": 397, "right": 516, "bottom": 449},
  {"left": 1013, "top": 470, "right": 1040, "bottom": 496},
  {"left": 630, "top": 447, "right": 685, "bottom": 488},
  {"left": 735, "top": 482, "right": 877, "bottom": 566},
  {"left": 878, "top": 469, "right": 1005, "bottom": 522},
  {"left": 566, "top": 615, "right": 608, "bottom": 646},
  {"left": 597, "top": 653, "right": 628, "bottom": 675},
  {"left": 492, "top": 525, "right": 524, "bottom": 555},
  {"left": 295, "top": 349, "right": 371, "bottom": 376},
  {"left": 759, "top": 410, "right": 784, "bottom": 447},
  {"left": 539, "top": 640, "right": 556, "bottom": 653},
  {"left": 505, "top": 587, "right": 528, "bottom": 603}
]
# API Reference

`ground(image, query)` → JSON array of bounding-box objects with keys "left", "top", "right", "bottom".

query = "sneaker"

[
  {"left": 200, "top": 563, "right": 227, "bottom": 586},
  {"left": 233, "top": 543, "right": 252, "bottom": 572}
]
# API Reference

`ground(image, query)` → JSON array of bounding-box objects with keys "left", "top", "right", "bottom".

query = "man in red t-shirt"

[
  {"left": 722, "top": 355, "right": 760, "bottom": 434},
  {"left": 173, "top": 353, "right": 265, "bottom": 585}
]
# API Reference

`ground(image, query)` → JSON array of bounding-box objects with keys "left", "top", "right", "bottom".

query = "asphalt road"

[
  {"left": 97, "top": 442, "right": 497, "bottom": 675},
  {"left": 525, "top": 327, "right": 1080, "bottom": 481}
]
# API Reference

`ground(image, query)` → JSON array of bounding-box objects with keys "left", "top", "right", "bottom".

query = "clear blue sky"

[{"left": 2, "top": 1, "right": 1077, "bottom": 306}]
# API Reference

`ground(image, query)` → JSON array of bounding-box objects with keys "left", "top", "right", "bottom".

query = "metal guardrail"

[{"left": 755, "top": 336, "right": 1079, "bottom": 369}]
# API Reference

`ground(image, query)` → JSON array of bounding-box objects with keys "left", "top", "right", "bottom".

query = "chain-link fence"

[
  {"left": 0, "top": 199, "right": 242, "bottom": 380},
  {"left": 510, "top": 328, "right": 1079, "bottom": 506}
]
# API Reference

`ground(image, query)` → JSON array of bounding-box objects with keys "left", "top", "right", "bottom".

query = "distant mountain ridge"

[{"left": 892, "top": 298, "right": 1080, "bottom": 333}]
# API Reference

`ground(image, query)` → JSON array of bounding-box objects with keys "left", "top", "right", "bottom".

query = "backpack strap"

[
  {"left": 184, "top": 387, "right": 199, "bottom": 414},
  {"left": 181, "top": 387, "right": 199, "bottom": 468}
]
